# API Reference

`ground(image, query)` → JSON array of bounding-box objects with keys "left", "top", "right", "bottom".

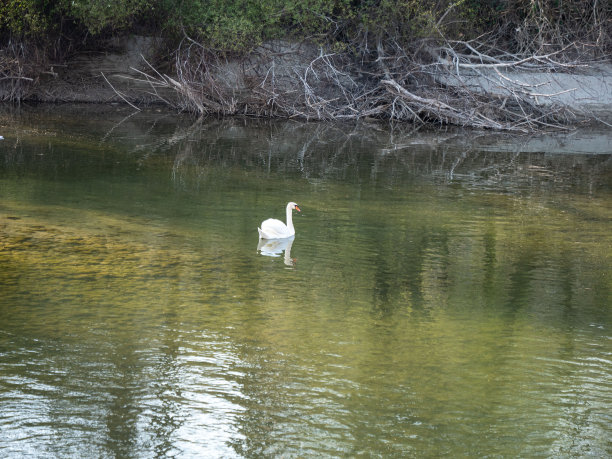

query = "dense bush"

[
  {"left": 0, "top": 0, "right": 49, "bottom": 38},
  {"left": 1, "top": 0, "right": 609, "bottom": 55},
  {"left": 0, "top": 0, "right": 352, "bottom": 51},
  {"left": 158, "top": 0, "right": 353, "bottom": 51}
]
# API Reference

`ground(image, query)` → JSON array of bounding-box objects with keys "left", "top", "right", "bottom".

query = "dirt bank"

[
  {"left": 3, "top": 36, "right": 612, "bottom": 128},
  {"left": 9, "top": 36, "right": 172, "bottom": 105}
]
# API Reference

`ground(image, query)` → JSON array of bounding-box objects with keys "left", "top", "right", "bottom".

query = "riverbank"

[{"left": 2, "top": 35, "right": 612, "bottom": 130}]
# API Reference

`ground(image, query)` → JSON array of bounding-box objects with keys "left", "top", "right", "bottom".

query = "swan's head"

[{"left": 288, "top": 202, "right": 301, "bottom": 212}]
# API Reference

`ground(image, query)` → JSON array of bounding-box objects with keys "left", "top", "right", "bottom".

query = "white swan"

[{"left": 258, "top": 202, "right": 301, "bottom": 239}]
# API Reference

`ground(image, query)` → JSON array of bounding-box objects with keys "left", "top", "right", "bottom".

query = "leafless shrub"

[
  {"left": 507, "top": 0, "right": 611, "bottom": 57},
  {"left": 0, "top": 40, "right": 37, "bottom": 101}
]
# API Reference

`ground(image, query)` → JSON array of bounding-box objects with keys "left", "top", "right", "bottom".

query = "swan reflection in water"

[{"left": 257, "top": 236, "right": 296, "bottom": 266}]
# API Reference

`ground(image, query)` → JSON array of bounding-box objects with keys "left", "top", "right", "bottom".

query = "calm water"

[{"left": 1, "top": 106, "right": 611, "bottom": 457}]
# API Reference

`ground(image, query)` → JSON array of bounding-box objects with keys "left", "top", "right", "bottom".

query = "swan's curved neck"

[{"left": 286, "top": 203, "right": 295, "bottom": 233}]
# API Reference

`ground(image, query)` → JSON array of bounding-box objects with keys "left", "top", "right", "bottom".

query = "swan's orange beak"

[{"left": 295, "top": 205, "right": 301, "bottom": 212}]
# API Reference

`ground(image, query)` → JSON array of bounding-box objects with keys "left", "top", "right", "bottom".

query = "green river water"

[{"left": 1, "top": 106, "right": 611, "bottom": 457}]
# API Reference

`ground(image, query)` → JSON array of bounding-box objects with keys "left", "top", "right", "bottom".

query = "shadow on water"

[{"left": 2, "top": 104, "right": 610, "bottom": 191}]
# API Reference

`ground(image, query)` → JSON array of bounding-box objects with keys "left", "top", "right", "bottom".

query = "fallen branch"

[{"left": 100, "top": 72, "right": 140, "bottom": 111}]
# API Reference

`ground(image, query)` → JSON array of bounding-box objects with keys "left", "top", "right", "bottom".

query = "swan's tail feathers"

[{"left": 258, "top": 227, "right": 264, "bottom": 239}]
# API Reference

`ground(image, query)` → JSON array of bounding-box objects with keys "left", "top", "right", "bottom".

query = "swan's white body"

[{"left": 258, "top": 202, "right": 300, "bottom": 239}]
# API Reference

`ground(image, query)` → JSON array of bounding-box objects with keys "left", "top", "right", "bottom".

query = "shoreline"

[{"left": 2, "top": 36, "right": 612, "bottom": 129}]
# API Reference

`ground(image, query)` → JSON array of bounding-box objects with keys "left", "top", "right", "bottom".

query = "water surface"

[{"left": 1, "top": 106, "right": 611, "bottom": 457}]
